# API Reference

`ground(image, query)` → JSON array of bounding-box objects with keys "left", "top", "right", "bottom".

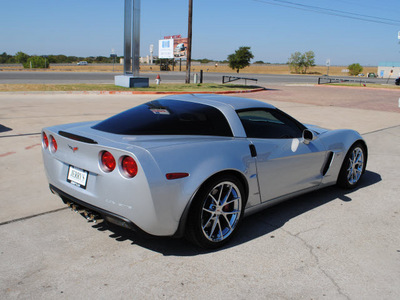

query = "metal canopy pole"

[
  {"left": 116, "top": 0, "right": 148, "bottom": 87},
  {"left": 124, "top": 0, "right": 132, "bottom": 74},
  {"left": 132, "top": 0, "right": 140, "bottom": 76}
]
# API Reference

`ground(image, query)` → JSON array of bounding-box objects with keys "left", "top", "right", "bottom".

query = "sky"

[{"left": 0, "top": 0, "right": 399, "bottom": 66}]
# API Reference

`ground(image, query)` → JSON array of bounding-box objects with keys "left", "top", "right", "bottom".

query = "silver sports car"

[{"left": 42, "top": 94, "right": 367, "bottom": 248}]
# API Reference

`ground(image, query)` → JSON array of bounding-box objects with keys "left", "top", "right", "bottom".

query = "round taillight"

[
  {"left": 121, "top": 156, "right": 138, "bottom": 178},
  {"left": 42, "top": 132, "right": 49, "bottom": 149},
  {"left": 50, "top": 135, "right": 57, "bottom": 153},
  {"left": 101, "top": 151, "right": 116, "bottom": 172}
]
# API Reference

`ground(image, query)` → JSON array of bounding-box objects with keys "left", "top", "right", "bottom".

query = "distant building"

[
  {"left": 119, "top": 57, "right": 158, "bottom": 65},
  {"left": 378, "top": 62, "right": 400, "bottom": 78},
  {"left": 139, "top": 56, "right": 157, "bottom": 64}
]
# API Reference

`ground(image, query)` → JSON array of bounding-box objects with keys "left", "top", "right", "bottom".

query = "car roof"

[{"left": 159, "top": 94, "right": 276, "bottom": 111}]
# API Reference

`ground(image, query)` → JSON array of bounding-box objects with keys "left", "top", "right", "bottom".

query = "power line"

[
  {"left": 334, "top": 0, "right": 400, "bottom": 15},
  {"left": 252, "top": 0, "right": 400, "bottom": 26}
]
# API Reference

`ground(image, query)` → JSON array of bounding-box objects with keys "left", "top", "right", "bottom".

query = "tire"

[
  {"left": 186, "top": 175, "right": 245, "bottom": 249},
  {"left": 337, "top": 142, "right": 367, "bottom": 189}
]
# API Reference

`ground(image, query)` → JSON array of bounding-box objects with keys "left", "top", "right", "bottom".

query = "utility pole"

[{"left": 185, "top": 0, "right": 193, "bottom": 84}]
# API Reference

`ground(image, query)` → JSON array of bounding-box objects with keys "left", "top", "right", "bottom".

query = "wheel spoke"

[
  {"left": 225, "top": 197, "right": 239, "bottom": 207},
  {"left": 209, "top": 194, "right": 218, "bottom": 206},
  {"left": 222, "top": 209, "right": 240, "bottom": 216},
  {"left": 202, "top": 214, "right": 215, "bottom": 230},
  {"left": 217, "top": 219, "right": 223, "bottom": 239},
  {"left": 220, "top": 185, "right": 232, "bottom": 206},
  {"left": 209, "top": 216, "right": 219, "bottom": 238},
  {"left": 217, "top": 185, "right": 224, "bottom": 202},
  {"left": 202, "top": 207, "right": 215, "bottom": 214},
  {"left": 222, "top": 214, "right": 232, "bottom": 230}
]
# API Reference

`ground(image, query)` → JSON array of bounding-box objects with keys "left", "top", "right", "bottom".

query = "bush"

[
  {"left": 348, "top": 63, "right": 363, "bottom": 76},
  {"left": 23, "top": 56, "right": 49, "bottom": 69}
]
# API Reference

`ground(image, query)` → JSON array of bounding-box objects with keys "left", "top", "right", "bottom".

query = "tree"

[
  {"left": 227, "top": 46, "right": 254, "bottom": 73},
  {"left": 23, "top": 56, "right": 49, "bottom": 69},
  {"left": 288, "top": 51, "right": 303, "bottom": 74},
  {"left": 348, "top": 63, "right": 363, "bottom": 76},
  {"left": 288, "top": 50, "right": 315, "bottom": 74},
  {"left": 197, "top": 58, "right": 213, "bottom": 64},
  {"left": 0, "top": 52, "right": 15, "bottom": 63},
  {"left": 302, "top": 51, "right": 315, "bottom": 74},
  {"left": 15, "top": 51, "right": 29, "bottom": 64}
]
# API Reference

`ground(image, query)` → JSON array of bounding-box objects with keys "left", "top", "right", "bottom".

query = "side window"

[{"left": 237, "top": 109, "right": 304, "bottom": 139}]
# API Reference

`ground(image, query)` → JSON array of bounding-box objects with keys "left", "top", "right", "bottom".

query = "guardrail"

[
  {"left": 222, "top": 75, "right": 258, "bottom": 85},
  {"left": 318, "top": 77, "right": 367, "bottom": 85}
]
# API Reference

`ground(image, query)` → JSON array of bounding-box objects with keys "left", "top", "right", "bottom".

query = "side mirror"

[{"left": 303, "top": 129, "right": 316, "bottom": 145}]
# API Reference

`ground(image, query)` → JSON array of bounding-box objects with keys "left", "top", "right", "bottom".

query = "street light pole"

[{"left": 185, "top": 0, "right": 193, "bottom": 84}]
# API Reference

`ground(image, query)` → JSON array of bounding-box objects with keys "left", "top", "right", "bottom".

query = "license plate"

[{"left": 67, "top": 166, "right": 88, "bottom": 189}]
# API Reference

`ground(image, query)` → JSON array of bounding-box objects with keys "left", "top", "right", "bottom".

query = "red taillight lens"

[
  {"left": 42, "top": 132, "right": 49, "bottom": 149},
  {"left": 50, "top": 135, "right": 57, "bottom": 153},
  {"left": 121, "top": 156, "right": 138, "bottom": 178},
  {"left": 101, "top": 151, "right": 116, "bottom": 172}
]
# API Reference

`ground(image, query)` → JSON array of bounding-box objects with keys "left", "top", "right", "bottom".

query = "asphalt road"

[
  {"left": 0, "top": 71, "right": 395, "bottom": 86},
  {"left": 0, "top": 86, "right": 399, "bottom": 299}
]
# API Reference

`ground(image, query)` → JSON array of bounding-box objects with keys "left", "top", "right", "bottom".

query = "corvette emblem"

[{"left": 68, "top": 145, "right": 79, "bottom": 152}]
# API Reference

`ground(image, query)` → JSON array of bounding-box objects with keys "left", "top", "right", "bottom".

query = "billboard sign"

[
  {"left": 173, "top": 37, "right": 188, "bottom": 58},
  {"left": 160, "top": 35, "right": 188, "bottom": 59},
  {"left": 158, "top": 39, "right": 174, "bottom": 59}
]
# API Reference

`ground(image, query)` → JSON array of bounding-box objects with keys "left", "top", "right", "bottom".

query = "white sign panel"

[
  {"left": 326, "top": 59, "right": 330, "bottom": 67},
  {"left": 158, "top": 39, "right": 174, "bottom": 59}
]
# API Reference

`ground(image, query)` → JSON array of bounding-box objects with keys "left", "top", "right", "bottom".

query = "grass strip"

[{"left": 0, "top": 83, "right": 261, "bottom": 92}]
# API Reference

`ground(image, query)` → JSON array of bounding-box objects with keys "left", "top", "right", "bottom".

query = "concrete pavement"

[{"left": 0, "top": 86, "right": 399, "bottom": 299}]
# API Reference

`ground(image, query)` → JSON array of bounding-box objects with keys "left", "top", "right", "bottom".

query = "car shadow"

[
  {"left": 91, "top": 170, "right": 381, "bottom": 256},
  {"left": 0, "top": 124, "right": 12, "bottom": 133}
]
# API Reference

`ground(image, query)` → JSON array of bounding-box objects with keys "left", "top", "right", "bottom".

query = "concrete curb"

[
  {"left": 0, "top": 88, "right": 266, "bottom": 96},
  {"left": 315, "top": 84, "right": 400, "bottom": 92}
]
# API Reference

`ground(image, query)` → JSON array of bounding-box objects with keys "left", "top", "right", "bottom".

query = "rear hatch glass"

[{"left": 92, "top": 99, "right": 233, "bottom": 137}]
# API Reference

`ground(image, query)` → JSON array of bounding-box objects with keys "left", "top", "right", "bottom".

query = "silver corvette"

[{"left": 42, "top": 94, "right": 367, "bottom": 248}]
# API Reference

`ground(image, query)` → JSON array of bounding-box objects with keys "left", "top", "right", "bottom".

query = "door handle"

[{"left": 249, "top": 144, "right": 257, "bottom": 157}]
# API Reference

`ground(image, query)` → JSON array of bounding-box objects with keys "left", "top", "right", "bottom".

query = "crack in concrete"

[
  {"left": 0, "top": 208, "right": 68, "bottom": 227},
  {"left": 363, "top": 124, "right": 400, "bottom": 136},
  {"left": 259, "top": 218, "right": 351, "bottom": 300}
]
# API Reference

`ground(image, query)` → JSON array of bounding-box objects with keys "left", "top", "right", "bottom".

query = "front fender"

[{"left": 318, "top": 129, "right": 366, "bottom": 185}]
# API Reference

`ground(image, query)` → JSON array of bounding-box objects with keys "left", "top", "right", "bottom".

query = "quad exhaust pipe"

[
  {"left": 84, "top": 210, "right": 97, "bottom": 223},
  {"left": 65, "top": 201, "right": 99, "bottom": 223},
  {"left": 66, "top": 201, "right": 81, "bottom": 213}
]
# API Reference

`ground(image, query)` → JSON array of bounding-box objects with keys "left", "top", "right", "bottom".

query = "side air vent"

[
  {"left": 322, "top": 151, "right": 334, "bottom": 176},
  {"left": 58, "top": 131, "right": 98, "bottom": 144}
]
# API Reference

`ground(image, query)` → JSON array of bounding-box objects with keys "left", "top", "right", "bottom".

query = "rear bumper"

[{"left": 49, "top": 184, "right": 148, "bottom": 235}]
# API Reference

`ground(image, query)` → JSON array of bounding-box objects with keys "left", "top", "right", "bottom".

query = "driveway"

[{"left": 0, "top": 85, "right": 399, "bottom": 299}]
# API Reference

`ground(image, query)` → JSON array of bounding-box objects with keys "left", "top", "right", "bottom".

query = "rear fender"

[{"left": 148, "top": 138, "right": 260, "bottom": 230}]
